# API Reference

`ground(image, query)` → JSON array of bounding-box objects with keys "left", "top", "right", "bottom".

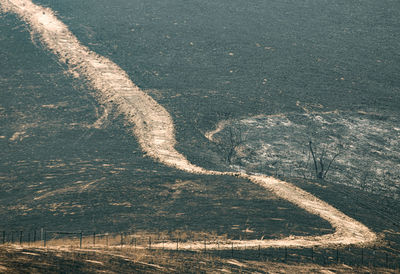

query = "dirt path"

[
  {"left": 204, "top": 120, "right": 229, "bottom": 142},
  {"left": 0, "top": 0, "right": 377, "bottom": 249}
]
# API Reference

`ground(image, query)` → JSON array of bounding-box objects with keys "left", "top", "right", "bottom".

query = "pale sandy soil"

[{"left": 0, "top": 0, "right": 377, "bottom": 249}]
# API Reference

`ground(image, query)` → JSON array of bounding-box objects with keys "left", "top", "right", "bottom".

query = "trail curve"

[{"left": 0, "top": 0, "right": 377, "bottom": 249}]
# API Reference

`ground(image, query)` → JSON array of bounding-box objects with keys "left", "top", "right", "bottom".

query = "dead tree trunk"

[{"left": 309, "top": 141, "right": 340, "bottom": 180}]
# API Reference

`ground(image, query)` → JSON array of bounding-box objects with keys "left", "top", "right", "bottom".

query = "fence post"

[
  {"left": 373, "top": 246, "right": 376, "bottom": 267},
  {"left": 258, "top": 244, "right": 261, "bottom": 258},
  {"left": 79, "top": 231, "right": 82, "bottom": 249},
  {"left": 361, "top": 248, "right": 364, "bottom": 265},
  {"left": 284, "top": 247, "right": 287, "bottom": 262},
  {"left": 120, "top": 233, "right": 123, "bottom": 247},
  {"left": 106, "top": 233, "right": 109, "bottom": 247},
  {"left": 93, "top": 232, "right": 96, "bottom": 247},
  {"left": 34, "top": 230, "right": 36, "bottom": 243},
  {"left": 231, "top": 242, "right": 234, "bottom": 258},
  {"left": 176, "top": 237, "right": 179, "bottom": 251},
  {"left": 28, "top": 232, "right": 30, "bottom": 246},
  {"left": 311, "top": 247, "right": 314, "bottom": 262},
  {"left": 40, "top": 228, "right": 43, "bottom": 242},
  {"left": 19, "top": 231, "right": 23, "bottom": 245},
  {"left": 386, "top": 252, "right": 388, "bottom": 268},
  {"left": 43, "top": 230, "right": 46, "bottom": 247},
  {"left": 336, "top": 247, "right": 339, "bottom": 263},
  {"left": 148, "top": 236, "right": 151, "bottom": 250}
]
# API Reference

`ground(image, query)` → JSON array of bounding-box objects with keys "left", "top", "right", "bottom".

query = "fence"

[{"left": 1, "top": 229, "right": 399, "bottom": 270}]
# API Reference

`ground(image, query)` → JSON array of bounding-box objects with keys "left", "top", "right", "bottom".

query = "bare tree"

[
  {"left": 308, "top": 141, "right": 341, "bottom": 180},
  {"left": 215, "top": 125, "right": 245, "bottom": 165}
]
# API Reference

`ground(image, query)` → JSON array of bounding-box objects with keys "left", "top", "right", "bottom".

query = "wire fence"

[{"left": 1, "top": 229, "right": 399, "bottom": 270}]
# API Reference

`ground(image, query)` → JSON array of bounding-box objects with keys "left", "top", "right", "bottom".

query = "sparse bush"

[
  {"left": 215, "top": 125, "right": 246, "bottom": 165},
  {"left": 308, "top": 140, "right": 342, "bottom": 180}
]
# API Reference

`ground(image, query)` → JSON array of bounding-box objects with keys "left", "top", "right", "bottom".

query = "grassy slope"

[
  {"left": 1, "top": 245, "right": 396, "bottom": 273},
  {"left": 1, "top": 0, "right": 399, "bottom": 266},
  {"left": 0, "top": 12, "right": 334, "bottom": 239}
]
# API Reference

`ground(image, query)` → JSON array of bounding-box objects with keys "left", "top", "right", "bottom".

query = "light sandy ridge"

[{"left": 1, "top": 0, "right": 377, "bottom": 249}]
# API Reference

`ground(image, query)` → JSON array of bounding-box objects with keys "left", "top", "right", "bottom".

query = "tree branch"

[
  {"left": 323, "top": 152, "right": 340, "bottom": 179},
  {"left": 309, "top": 141, "right": 319, "bottom": 178}
]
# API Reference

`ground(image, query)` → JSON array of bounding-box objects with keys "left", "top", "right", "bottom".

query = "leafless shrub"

[
  {"left": 308, "top": 141, "right": 342, "bottom": 180},
  {"left": 214, "top": 125, "right": 246, "bottom": 165}
]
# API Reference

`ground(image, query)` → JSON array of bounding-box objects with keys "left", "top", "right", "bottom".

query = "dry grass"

[{"left": 0, "top": 244, "right": 397, "bottom": 273}]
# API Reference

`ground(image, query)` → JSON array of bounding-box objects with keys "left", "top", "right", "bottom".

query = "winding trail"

[{"left": 1, "top": 0, "right": 377, "bottom": 249}]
